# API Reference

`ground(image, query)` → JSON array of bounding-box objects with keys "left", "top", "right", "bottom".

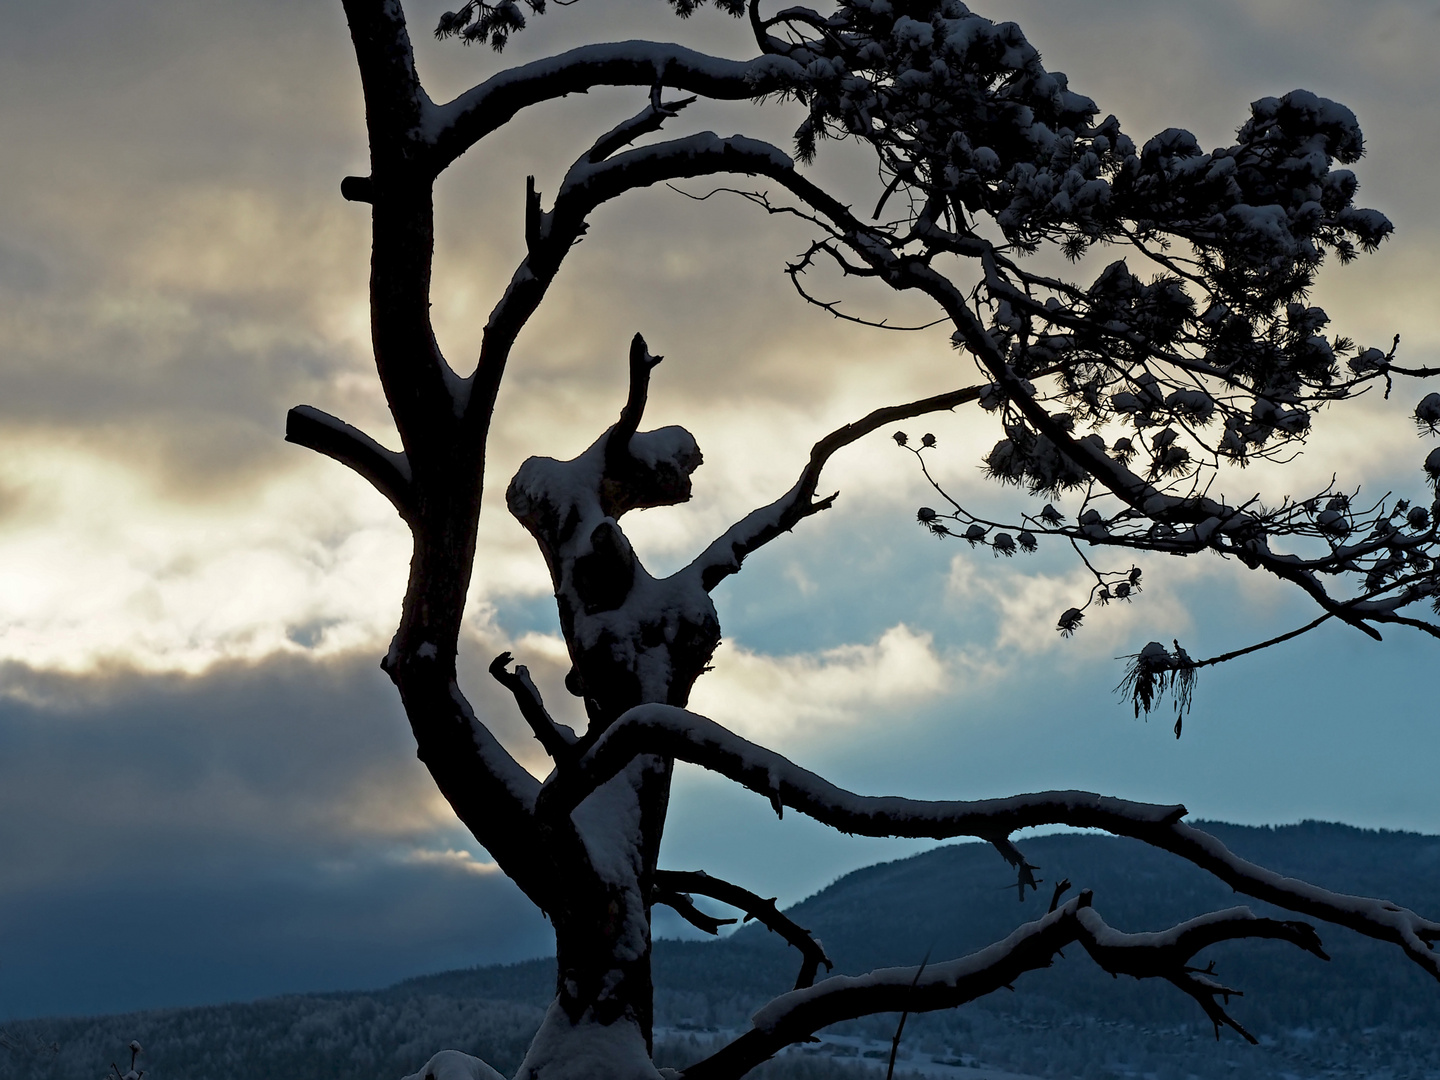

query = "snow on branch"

[
  {"left": 535, "top": 703, "right": 1186, "bottom": 839},
  {"left": 683, "top": 384, "right": 986, "bottom": 592},
  {"left": 422, "top": 43, "right": 801, "bottom": 172},
  {"left": 585, "top": 91, "right": 698, "bottom": 166},
  {"left": 285, "top": 406, "right": 415, "bottom": 523},
  {"left": 679, "top": 896, "right": 1326, "bottom": 1080},
  {"left": 550, "top": 134, "right": 796, "bottom": 221},
  {"left": 1149, "top": 822, "right": 1440, "bottom": 978},
  {"left": 653, "top": 869, "right": 834, "bottom": 989},
  {"left": 536, "top": 703, "right": 1440, "bottom": 978}
]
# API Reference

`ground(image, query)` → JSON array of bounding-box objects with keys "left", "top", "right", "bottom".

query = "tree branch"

[
  {"left": 489, "top": 651, "right": 580, "bottom": 761},
  {"left": 536, "top": 703, "right": 1185, "bottom": 838},
  {"left": 422, "top": 44, "right": 801, "bottom": 172},
  {"left": 680, "top": 896, "right": 1327, "bottom": 1080},
  {"left": 652, "top": 879, "right": 739, "bottom": 936},
  {"left": 825, "top": 248, "right": 1402, "bottom": 643},
  {"left": 653, "top": 869, "right": 834, "bottom": 988},
  {"left": 586, "top": 94, "right": 698, "bottom": 166},
  {"left": 285, "top": 406, "right": 415, "bottom": 523},
  {"left": 704, "top": 171, "right": 1436, "bottom": 644},
  {"left": 684, "top": 384, "right": 986, "bottom": 591},
  {"left": 536, "top": 703, "right": 1440, "bottom": 977},
  {"left": 605, "top": 333, "right": 665, "bottom": 476}
]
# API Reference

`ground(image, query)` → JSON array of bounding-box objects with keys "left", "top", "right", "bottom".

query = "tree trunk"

[{"left": 524, "top": 761, "right": 669, "bottom": 1080}]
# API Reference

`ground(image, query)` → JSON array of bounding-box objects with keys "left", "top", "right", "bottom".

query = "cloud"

[
  {"left": 686, "top": 624, "right": 951, "bottom": 742},
  {"left": 397, "top": 848, "right": 504, "bottom": 877},
  {"left": 0, "top": 649, "right": 554, "bottom": 1018},
  {"left": 0, "top": 437, "right": 414, "bottom": 672},
  {"left": 946, "top": 553, "right": 1199, "bottom": 661},
  {"left": 0, "top": 652, "right": 448, "bottom": 889},
  {"left": 1, "top": 0, "right": 1436, "bottom": 682}
]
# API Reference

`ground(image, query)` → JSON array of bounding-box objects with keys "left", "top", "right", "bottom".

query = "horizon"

[{"left": 3, "top": 817, "right": 1435, "bottom": 1026}]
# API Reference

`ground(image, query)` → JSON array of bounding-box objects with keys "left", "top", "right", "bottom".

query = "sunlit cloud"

[
  {"left": 0, "top": 436, "right": 411, "bottom": 672},
  {"left": 396, "top": 847, "right": 503, "bottom": 877},
  {"left": 687, "top": 624, "right": 953, "bottom": 742}
]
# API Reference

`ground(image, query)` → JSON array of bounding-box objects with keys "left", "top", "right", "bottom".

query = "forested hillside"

[{"left": 4, "top": 823, "right": 1436, "bottom": 1080}]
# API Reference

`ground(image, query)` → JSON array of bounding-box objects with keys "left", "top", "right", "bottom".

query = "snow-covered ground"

[{"left": 656, "top": 1025, "right": 1046, "bottom": 1080}]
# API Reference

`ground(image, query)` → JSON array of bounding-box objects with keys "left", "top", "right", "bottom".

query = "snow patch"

[{"left": 401, "top": 1049, "right": 505, "bottom": 1080}]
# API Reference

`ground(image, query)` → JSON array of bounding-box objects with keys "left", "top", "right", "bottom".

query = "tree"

[{"left": 285, "top": 1, "right": 1440, "bottom": 1078}]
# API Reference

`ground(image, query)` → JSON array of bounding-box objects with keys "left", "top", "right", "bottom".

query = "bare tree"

[{"left": 286, "top": 2, "right": 1440, "bottom": 1078}]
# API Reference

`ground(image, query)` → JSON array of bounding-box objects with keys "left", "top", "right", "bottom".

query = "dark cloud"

[
  {"left": 0, "top": 653, "right": 554, "bottom": 1019},
  {"left": 0, "top": 861, "right": 550, "bottom": 1021}
]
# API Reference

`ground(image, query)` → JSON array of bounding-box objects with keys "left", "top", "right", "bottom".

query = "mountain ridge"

[{"left": 4, "top": 820, "right": 1437, "bottom": 1080}]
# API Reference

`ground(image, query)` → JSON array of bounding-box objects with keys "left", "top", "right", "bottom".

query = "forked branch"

[
  {"left": 585, "top": 93, "right": 698, "bottom": 165},
  {"left": 652, "top": 878, "right": 738, "bottom": 936},
  {"left": 1072, "top": 905, "right": 1326, "bottom": 1043},
  {"left": 471, "top": 133, "right": 804, "bottom": 432},
  {"left": 653, "top": 869, "right": 834, "bottom": 988},
  {"left": 679, "top": 896, "right": 1326, "bottom": 1080},
  {"left": 685, "top": 383, "right": 986, "bottom": 591}
]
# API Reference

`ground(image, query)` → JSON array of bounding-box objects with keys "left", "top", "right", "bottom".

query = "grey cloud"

[
  {"left": 8, "top": 0, "right": 1437, "bottom": 505},
  {"left": 0, "top": 637, "right": 579, "bottom": 890},
  {"left": 0, "top": 650, "right": 555, "bottom": 1019},
  {"left": 0, "top": 240, "right": 50, "bottom": 294},
  {"left": 0, "top": 652, "right": 458, "bottom": 888},
  {"left": 0, "top": 861, "right": 551, "bottom": 1021},
  {"left": 0, "top": 0, "right": 368, "bottom": 491}
]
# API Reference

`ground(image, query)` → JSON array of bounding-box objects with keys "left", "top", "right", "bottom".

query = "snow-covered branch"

[
  {"left": 537, "top": 703, "right": 1440, "bottom": 977},
  {"left": 684, "top": 384, "right": 986, "bottom": 592},
  {"left": 422, "top": 43, "right": 801, "bottom": 172},
  {"left": 680, "top": 896, "right": 1326, "bottom": 1080},
  {"left": 583, "top": 92, "right": 698, "bottom": 167},
  {"left": 1146, "top": 822, "right": 1440, "bottom": 977},
  {"left": 535, "top": 703, "right": 1186, "bottom": 839},
  {"left": 653, "top": 869, "right": 834, "bottom": 989}
]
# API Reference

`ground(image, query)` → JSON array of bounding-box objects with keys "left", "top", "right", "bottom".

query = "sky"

[{"left": 1, "top": 0, "right": 1439, "bottom": 1022}]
